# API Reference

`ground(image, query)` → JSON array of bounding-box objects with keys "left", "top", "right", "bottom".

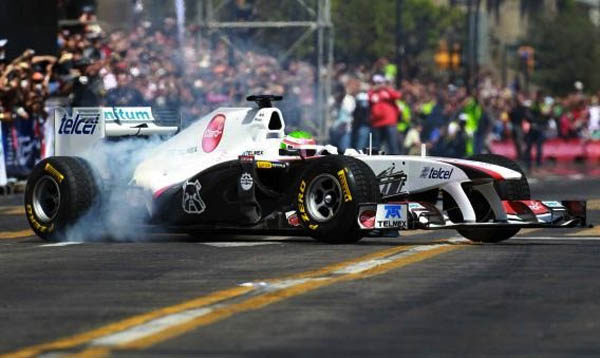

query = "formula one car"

[{"left": 25, "top": 95, "right": 588, "bottom": 243}]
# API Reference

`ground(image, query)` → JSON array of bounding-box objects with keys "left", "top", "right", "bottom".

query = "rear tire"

[
  {"left": 457, "top": 154, "right": 530, "bottom": 243},
  {"left": 294, "top": 156, "right": 380, "bottom": 244},
  {"left": 24, "top": 157, "right": 98, "bottom": 241}
]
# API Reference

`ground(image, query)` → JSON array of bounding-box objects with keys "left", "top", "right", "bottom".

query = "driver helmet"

[{"left": 280, "top": 131, "right": 316, "bottom": 150}]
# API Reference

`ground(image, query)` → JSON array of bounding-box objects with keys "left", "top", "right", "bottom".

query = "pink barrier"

[
  {"left": 490, "top": 139, "right": 600, "bottom": 162},
  {"left": 586, "top": 141, "right": 600, "bottom": 163},
  {"left": 490, "top": 141, "right": 517, "bottom": 159}
]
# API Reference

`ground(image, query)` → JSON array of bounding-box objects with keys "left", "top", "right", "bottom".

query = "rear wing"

[{"left": 54, "top": 107, "right": 179, "bottom": 156}]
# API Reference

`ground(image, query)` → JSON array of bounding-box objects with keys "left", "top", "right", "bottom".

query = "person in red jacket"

[{"left": 368, "top": 74, "right": 402, "bottom": 154}]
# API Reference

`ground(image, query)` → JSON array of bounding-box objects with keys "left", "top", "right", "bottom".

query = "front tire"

[
  {"left": 457, "top": 154, "right": 530, "bottom": 243},
  {"left": 25, "top": 157, "right": 98, "bottom": 241},
  {"left": 294, "top": 156, "right": 380, "bottom": 244}
]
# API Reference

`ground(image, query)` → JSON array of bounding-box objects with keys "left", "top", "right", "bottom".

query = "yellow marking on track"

[
  {"left": 0, "top": 286, "right": 253, "bottom": 358},
  {"left": 588, "top": 199, "right": 600, "bottom": 210},
  {"left": 1, "top": 243, "right": 461, "bottom": 358},
  {"left": 518, "top": 228, "right": 543, "bottom": 236},
  {"left": 282, "top": 244, "right": 417, "bottom": 280},
  {"left": 117, "top": 244, "right": 458, "bottom": 350},
  {"left": 0, "top": 229, "right": 33, "bottom": 240},
  {"left": 64, "top": 346, "right": 110, "bottom": 358},
  {"left": 400, "top": 229, "right": 431, "bottom": 237},
  {"left": 567, "top": 226, "right": 600, "bottom": 237},
  {"left": 0, "top": 205, "right": 25, "bottom": 215}
]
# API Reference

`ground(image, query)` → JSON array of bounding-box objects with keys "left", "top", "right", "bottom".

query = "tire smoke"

[{"left": 62, "top": 136, "right": 166, "bottom": 242}]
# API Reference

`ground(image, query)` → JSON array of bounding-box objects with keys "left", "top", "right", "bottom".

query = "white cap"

[
  {"left": 372, "top": 74, "right": 385, "bottom": 84},
  {"left": 0, "top": 39, "right": 7, "bottom": 47},
  {"left": 448, "top": 122, "right": 458, "bottom": 136}
]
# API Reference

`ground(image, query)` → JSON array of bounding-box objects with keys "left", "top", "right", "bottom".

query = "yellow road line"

[
  {"left": 283, "top": 244, "right": 418, "bottom": 280},
  {"left": 567, "top": 226, "right": 600, "bottom": 237},
  {"left": 117, "top": 244, "right": 458, "bottom": 350},
  {"left": 0, "top": 229, "right": 33, "bottom": 240},
  {"left": 588, "top": 199, "right": 600, "bottom": 211},
  {"left": 1, "top": 243, "right": 460, "bottom": 358},
  {"left": 518, "top": 228, "right": 543, "bottom": 236},
  {"left": 64, "top": 346, "right": 110, "bottom": 358},
  {"left": 0, "top": 286, "right": 253, "bottom": 358},
  {"left": 0, "top": 205, "right": 25, "bottom": 215},
  {"left": 400, "top": 229, "right": 430, "bottom": 236}
]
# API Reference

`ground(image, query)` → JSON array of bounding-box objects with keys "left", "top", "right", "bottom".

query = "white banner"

[{"left": 0, "top": 122, "right": 7, "bottom": 186}]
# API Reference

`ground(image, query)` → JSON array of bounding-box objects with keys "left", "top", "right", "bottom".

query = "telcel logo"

[
  {"left": 58, "top": 114, "right": 99, "bottom": 135},
  {"left": 420, "top": 166, "right": 453, "bottom": 180},
  {"left": 384, "top": 205, "right": 403, "bottom": 219}
]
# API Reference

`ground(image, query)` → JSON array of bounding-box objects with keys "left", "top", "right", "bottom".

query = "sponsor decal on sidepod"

[
  {"left": 202, "top": 114, "right": 226, "bottom": 153},
  {"left": 182, "top": 179, "right": 206, "bottom": 214},
  {"left": 240, "top": 173, "right": 253, "bottom": 191},
  {"left": 376, "top": 163, "right": 407, "bottom": 196},
  {"left": 419, "top": 166, "right": 454, "bottom": 180}
]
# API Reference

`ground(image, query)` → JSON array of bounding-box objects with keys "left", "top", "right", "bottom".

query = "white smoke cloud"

[{"left": 62, "top": 136, "right": 166, "bottom": 242}]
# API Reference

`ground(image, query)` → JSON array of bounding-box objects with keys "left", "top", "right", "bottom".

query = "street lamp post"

[
  {"left": 465, "top": 0, "right": 473, "bottom": 94},
  {"left": 395, "top": 0, "right": 404, "bottom": 88}
]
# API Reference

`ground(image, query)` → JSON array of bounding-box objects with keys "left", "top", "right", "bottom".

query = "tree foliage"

[
  {"left": 525, "top": 2, "right": 600, "bottom": 94},
  {"left": 485, "top": 0, "right": 571, "bottom": 19},
  {"left": 331, "top": 0, "right": 464, "bottom": 78},
  {"left": 191, "top": 0, "right": 464, "bottom": 78}
]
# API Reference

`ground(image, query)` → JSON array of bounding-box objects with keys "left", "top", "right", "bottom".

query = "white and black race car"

[{"left": 25, "top": 95, "right": 588, "bottom": 243}]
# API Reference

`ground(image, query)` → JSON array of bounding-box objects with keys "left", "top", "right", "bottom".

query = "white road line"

[
  {"left": 38, "top": 242, "right": 83, "bottom": 247},
  {"left": 333, "top": 244, "right": 448, "bottom": 275},
  {"left": 79, "top": 243, "right": 452, "bottom": 349},
  {"left": 92, "top": 307, "right": 214, "bottom": 346},
  {"left": 201, "top": 242, "right": 281, "bottom": 247},
  {"left": 443, "top": 237, "right": 472, "bottom": 244}
]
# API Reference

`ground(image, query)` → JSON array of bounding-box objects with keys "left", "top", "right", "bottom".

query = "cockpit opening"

[{"left": 268, "top": 111, "right": 283, "bottom": 130}]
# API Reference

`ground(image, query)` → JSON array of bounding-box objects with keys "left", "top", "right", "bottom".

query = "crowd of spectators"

[
  {"left": 0, "top": 11, "right": 317, "bottom": 178},
  {"left": 0, "top": 46, "right": 58, "bottom": 176},
  {"left": 330, "top": 66, "right": 600, "bottom": 170},
  {"left": 1, "top": 6, "right": 600, "bottom": 179},
  {"left": 53, "top": 14, "right": 317, "bottom": 129}
]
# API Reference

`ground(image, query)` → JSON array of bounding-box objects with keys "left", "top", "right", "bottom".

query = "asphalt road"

[{"left": 1, "top": 178, "right": 599, "bottom": 358}]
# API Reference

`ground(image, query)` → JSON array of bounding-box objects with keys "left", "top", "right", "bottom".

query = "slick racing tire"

[
  {"left": 24, "top": 157, "right": 98, "bottom": 241},
  {"left": 457, "top": 154, "right": 530, "bottom": 243},
  {"left": 294, "top": 156, "right": 380, "bottom": 244}
]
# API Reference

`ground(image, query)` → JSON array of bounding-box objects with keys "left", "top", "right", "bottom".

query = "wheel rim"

[
  {"left": 32, "top": 175, "right": 61, "bottom": 223},
  {"left": 306, "top": 173, "right": 343, "bottom": 222}
]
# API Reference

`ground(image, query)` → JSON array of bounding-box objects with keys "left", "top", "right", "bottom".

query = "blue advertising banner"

[
  {"left": 2, "top": 119, "right": 39, "bottom": 179},
  {"left": 0, "top": 122, "right": 7, "bottom": 186}
]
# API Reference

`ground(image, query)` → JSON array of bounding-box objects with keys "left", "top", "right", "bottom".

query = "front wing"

[{"left": 357, "top": 200, "right": 588, "bottom": 231}]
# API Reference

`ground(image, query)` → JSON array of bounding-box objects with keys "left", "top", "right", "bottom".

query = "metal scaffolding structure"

[{"left": 194, "top": 0, "right": 334, "bottom": 140}]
